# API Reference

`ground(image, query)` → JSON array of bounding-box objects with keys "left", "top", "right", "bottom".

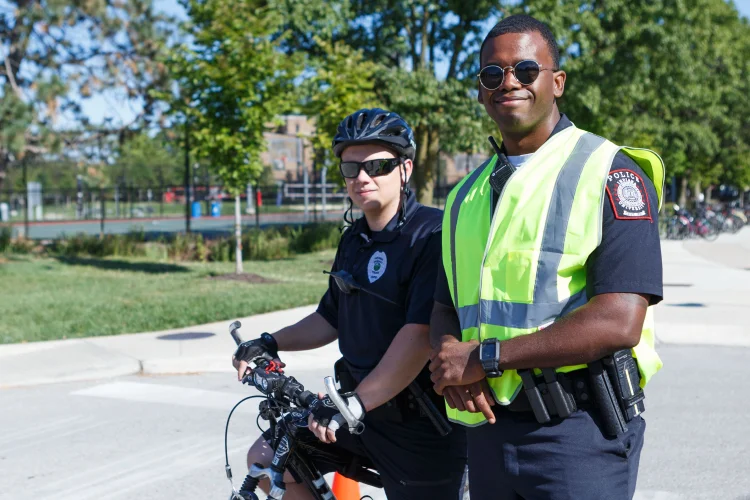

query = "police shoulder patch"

[{"left": 605, "top": 169, "right": 652, "bottom": 221}]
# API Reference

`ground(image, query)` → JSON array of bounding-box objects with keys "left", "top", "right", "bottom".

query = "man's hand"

[
  {"left": 429, "top": 339, "right": 485, "bottom": 394},
  {"left": 443, "top": 381, "right": 496, "bottom": 424},
  {"left": 308, "top": 393, "right": 365, "bottom": 444},
  {"left": 232, "top": 333, "right": 283, "bottom": 381}
]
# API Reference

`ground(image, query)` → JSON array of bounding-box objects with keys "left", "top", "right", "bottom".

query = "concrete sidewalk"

[
  {"left": 1, "top": 229, "right": 749, "bottom": 388},
  {"left": 0, "top": 305, "right": 341, "bottom": 388}
]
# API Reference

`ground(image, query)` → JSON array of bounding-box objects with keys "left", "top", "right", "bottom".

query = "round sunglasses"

[
  {"left": 477, "top": 60, "right": 556, "bottom": 90},
  {"left": 339, "top": 157, "right": 404, "bottom": 179}
]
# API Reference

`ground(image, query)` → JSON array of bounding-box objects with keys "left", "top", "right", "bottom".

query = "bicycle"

[
  {"left": 224, "top": 321, "right": 382, "bottom": 500},
  {"left": 664, "top": 205, "right": 719, "bottom": 241}
]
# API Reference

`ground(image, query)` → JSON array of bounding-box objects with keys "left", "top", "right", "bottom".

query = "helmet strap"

[
  {"left": 397, "top": 163, "right": 409, "bottom": 228},
  {"left": 341, "top": 196, "right": 355, "bottom": 232}
]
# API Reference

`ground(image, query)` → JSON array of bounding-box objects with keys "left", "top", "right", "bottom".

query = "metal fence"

[
  {"left": 0, "top": 182, "right": 355, "bottom": 239},
  {"left": 0, "top": 181, "right": 457, "bottom": 239}
]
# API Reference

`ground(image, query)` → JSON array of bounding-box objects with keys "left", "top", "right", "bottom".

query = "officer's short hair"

[{"left": 480, "top": 14, "right": 560, "bottom": 69}]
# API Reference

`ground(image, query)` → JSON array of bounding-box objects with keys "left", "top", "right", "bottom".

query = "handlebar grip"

[
  {"left": 229, "top": 321, "right": 243, "bottom": 346},
  {"left": 296, "top": 390, "right": 317, "bottom": 408},
  {"left": 324, "top": 376, "right": 364, "bottom": 434}
]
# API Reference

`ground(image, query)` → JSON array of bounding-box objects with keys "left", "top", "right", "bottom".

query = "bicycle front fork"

[{"left": 230, "top": 463, "right": 286, "bottom": 500}]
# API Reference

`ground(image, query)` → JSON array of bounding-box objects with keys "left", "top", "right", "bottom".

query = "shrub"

[
  {"left": 9, "top": 237, "right": 35, "bottom": 254},
  {"left": 289, "top": 223, "right": 341, "bottom": 254},
  {"left": 3, "top": 223, "right": 341, "bottom": 262}
]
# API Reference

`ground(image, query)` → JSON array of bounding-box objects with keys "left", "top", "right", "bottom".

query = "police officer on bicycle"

[{"left": 233, "top": 108, "right": 467, "bottom": 500}]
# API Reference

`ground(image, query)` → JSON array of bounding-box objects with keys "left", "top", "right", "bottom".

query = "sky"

[{"left": 58, "top": 0, "right": 750, "bottom": 129}]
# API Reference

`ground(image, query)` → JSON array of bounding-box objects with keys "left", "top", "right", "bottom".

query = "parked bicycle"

[
  {"left": 224, "top": 321, "right": 381, "bottom": 500},
  {"left": 662, "top": 204, "right": 720, "bottom": 241}
]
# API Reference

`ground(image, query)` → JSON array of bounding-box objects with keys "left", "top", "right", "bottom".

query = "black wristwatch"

[{"left": 479, "top": 339, "right": 503, "bottom": 378}]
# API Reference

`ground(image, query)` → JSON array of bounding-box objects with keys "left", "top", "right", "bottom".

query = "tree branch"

[
  {"left": 420, "top": 2, "right": 430, "bottom": 70},
  {"left": 447, "top": 18, "right": 470, "bottom": 80},
  {"left": 3, "top": 46, "right": 23, "bottom": 98}
]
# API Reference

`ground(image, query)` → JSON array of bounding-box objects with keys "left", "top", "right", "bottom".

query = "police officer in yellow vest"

[{"left": 428, "top": 14, "right": 665, "bottom": 500}]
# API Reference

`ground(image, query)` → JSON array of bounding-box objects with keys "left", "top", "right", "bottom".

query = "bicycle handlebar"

[
  {"left": 230, "top": 321, "right": 317, "bottom": 410},
  {"left": 230, "top": 321, "right": 364, "bottom": 433},
  {"left": 324, "top": 376, "right": 365, "bottom": 435}
]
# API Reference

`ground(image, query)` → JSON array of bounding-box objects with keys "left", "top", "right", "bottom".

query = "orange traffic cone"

[{"left": 332, "top": 472, "right": 360, "bottom": 500}]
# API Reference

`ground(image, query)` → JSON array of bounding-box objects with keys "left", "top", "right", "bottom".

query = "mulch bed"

[{"left": 208, "top": 273, "right": 279, "bottom": 284}]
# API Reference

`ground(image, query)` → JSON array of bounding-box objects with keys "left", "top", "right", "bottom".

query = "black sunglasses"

[
  {"left": 339, "top": 158, "right": 404, "bottom": 179},
  {"left": 477, "top": 60, "right": 556, "bottom": 90}
]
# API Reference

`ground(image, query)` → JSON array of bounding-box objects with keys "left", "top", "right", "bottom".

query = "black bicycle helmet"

[{"left": 332, "top": 108, "right": 416, "bottom": 161}]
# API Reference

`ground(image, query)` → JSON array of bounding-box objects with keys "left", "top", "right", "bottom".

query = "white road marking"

[{"left": 72, "top": 381, "right": 257, "bottom": 412}]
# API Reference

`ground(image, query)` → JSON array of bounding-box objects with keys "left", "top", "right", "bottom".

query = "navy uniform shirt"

[
  {"left": 435, "top": 114, "right": 663, "bottom": 308},
  {"left": 317, "top": 191, "right": 443, "bottom": 372}
]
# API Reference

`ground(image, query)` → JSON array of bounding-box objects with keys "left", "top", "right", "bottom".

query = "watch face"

[{"left": 480, "top": 343, "right": 494, "bottom": 361}]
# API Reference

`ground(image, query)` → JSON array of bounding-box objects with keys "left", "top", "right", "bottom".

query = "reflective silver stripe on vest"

[
  {"left": 450, "top": 158, "right": 494, "bottom": 303},
  {"left": 451, "top": 133, "right": 606, "bottom": 331},
  {"left": 457, "top": 288, "right": 588, "bottom": 329},
  {"left": 533, "top": 133, "right": 606, "bottom": 304}
]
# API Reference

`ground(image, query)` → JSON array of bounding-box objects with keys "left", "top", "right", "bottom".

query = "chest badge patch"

[
  {"left": 367, "top": 251, "right": 388, "bottom": 283},
  {"left": 606, "top": 169, "right": 652, "bottom": 221}
]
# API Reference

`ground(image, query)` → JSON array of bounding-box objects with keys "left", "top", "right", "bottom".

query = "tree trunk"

[
  {"left": 704, "top": 186, "right": 712, "bottom": 206},
  {"left": 421, "top": 127, "right": 440, "bottom": 206},
  {"left": 412, "top": 125, "right": 430, "bottom": 201},
  {"left": 235, "top": 195, "right": 243, "bottom": 274},
  {"left": 420, "top": 4, "right": 430, "bottom": 70},
  {"left": 678, "top": 176, "right": 688, "bottom": 208},
  {"left": 408, "top": 6, "right": 419, "bottom": 70}
]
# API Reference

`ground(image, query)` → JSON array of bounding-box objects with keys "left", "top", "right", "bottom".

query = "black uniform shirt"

[
  {"left": 435, "top": 114, "right": 663, "bottom": 308},
  {"left": 317, "top": 191, "right": 443, "bottom": 371}
]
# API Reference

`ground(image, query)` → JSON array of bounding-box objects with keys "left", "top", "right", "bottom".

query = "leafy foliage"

[
  {"left": 513, "top": 0, "right": 750, "bottom": 199},
  {"left": 162, "top": 0, "right": 302, "bottom": 195},
  {"left": 0, "top": 1, "right": 174, "bottom": 187}
]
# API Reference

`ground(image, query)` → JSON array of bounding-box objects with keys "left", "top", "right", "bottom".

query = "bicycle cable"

[{"left": 224, "top": 395, "right": 267, "bottom": 493}]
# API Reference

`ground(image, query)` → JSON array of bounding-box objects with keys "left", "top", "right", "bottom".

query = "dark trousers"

[{"left": 466, "top": 409, "right": 645, "bottom": 500}]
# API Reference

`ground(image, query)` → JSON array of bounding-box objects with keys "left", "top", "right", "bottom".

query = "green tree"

[
  {"left": 0, "top": 1, "right": 174, "bottom": 188},
  {"left": 277, "top": 0, "right": 497, "bottom": 204},
  {"left": 512, "top": 0, "right": 750, "bottom": 206},
  {"left": 354, "top": 0, "right": 501, "bottom": 204},
  {"left": 301, "top": 38, "right": 380, "bottom": 180},
  {"left": 110, "top": 132, "right": 183, "bottom": 188},
  {"left": 163, "top": 0, "right": 300, "bottom": 272}
]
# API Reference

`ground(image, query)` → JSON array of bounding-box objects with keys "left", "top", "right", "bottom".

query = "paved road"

[{"left": 1, "top": 342, "right": 749, "bottom": 500}]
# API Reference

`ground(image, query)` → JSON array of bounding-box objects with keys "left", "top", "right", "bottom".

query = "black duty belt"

[
  {"left": 497, "top": 352, "right": 645, "bottom": 437},
  {"left": 506, "top": 368, "right": 594, "bottom": 416}
]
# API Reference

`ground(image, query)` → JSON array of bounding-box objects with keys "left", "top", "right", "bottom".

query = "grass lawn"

[{"left": 0, "top": 250, "right": 335, "bottom": 344}]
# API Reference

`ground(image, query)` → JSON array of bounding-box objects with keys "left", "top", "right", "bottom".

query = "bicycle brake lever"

[{"left": 324, "top": 376, "right": 365, "bottom": 434}]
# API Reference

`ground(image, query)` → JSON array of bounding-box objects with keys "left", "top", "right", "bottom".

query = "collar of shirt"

[
  {"left": 350, "top": 190, "right": 418, "bottom": 243},
  {"left": 500, "top": 113, "right": 574, "bottom": 155}
]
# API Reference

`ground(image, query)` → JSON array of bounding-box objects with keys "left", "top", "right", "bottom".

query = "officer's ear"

[
  {"left": 553, "top": 69, "right": 566, "bottom": 99},
  {"left": 402, "top": 159, "right": 413, "bottom": 185},
  {"left": 477, "top": 81, "right": 484, "bottom": 104}
]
